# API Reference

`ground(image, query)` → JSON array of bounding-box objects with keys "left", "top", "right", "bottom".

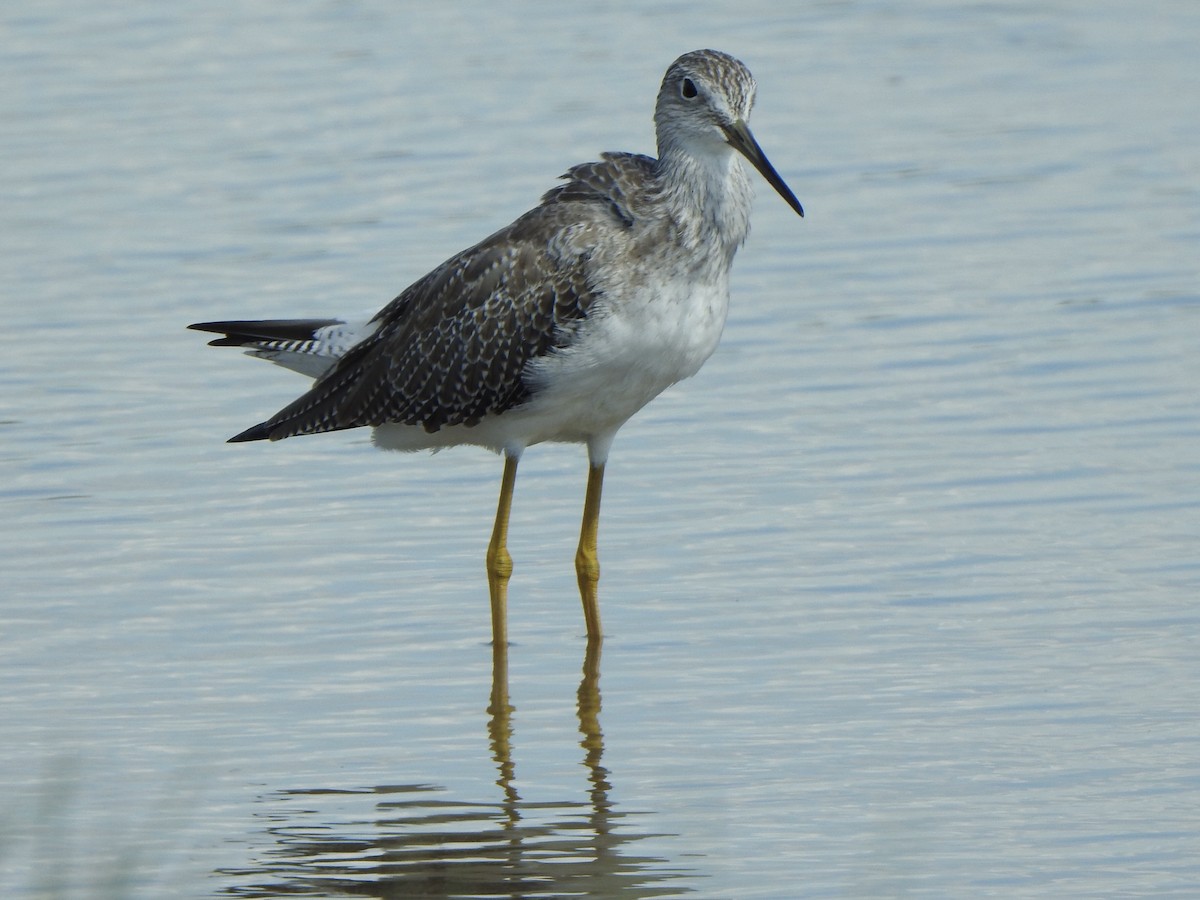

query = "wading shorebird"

[{"left": 190, "top": 49, "right": 803, "bottom": 645}]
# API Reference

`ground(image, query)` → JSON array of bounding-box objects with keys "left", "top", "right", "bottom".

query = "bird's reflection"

[{"left": 218, "top": 639, "right": 694, "bottom": 897}]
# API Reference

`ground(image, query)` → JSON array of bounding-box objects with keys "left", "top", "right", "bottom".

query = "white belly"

[
  {"left": 526, "top": 276, "right": 728, "bottom": 430},
  {"left": 372, "top": 274, "right": 730, "bottom": 460}
]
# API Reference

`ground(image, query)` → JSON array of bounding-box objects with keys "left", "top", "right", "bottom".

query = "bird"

[{"left": 190, "top": 49, "right": 803, "bottom": 645}]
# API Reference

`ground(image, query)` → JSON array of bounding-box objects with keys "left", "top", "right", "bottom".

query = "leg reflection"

[
  {"left": 577, "top": 637, "right": 611, "bottom": 819},
  {"left": 218, "top": 638, "right": 693, "bottom": 895},
  {"left": 488, "top": 638, "right": 520, "bottom": 822}
]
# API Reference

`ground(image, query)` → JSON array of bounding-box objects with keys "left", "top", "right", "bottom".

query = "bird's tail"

[{"left": 188, "top": 317, "right": 371, "bottom": 379}]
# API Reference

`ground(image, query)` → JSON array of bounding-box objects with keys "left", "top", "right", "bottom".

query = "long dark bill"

[{"left": 723, "top": 119, "right": 804, "bottom": 218}]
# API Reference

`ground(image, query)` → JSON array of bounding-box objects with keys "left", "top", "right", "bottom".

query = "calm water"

[{"left": 3, "top": 2, "right": 1199, "bottom": 897}]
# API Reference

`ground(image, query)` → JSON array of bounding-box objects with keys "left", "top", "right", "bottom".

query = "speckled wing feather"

[
  {"left": 237, "top": 153, "right": 657, "bottom": 442},
  {"left": 542, "top": 152, "right": 656, "bottom": 226}
]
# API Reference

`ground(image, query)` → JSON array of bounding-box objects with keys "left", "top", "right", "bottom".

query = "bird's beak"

[{"left": 722, "top": 119, "right": 804, "bottom": 218}]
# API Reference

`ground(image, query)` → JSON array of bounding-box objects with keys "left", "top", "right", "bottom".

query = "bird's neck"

[{"left": 653, "top": 143, "right": 754, "bottom": 262}]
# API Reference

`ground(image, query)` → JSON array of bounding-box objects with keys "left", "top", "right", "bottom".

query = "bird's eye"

[{"left": 680, "top": 77, "right": 698, "bottom": 99}]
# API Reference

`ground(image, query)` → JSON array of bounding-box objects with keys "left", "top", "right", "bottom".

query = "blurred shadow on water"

[{"left": 217, "top": 641, "right": 696, "bottom": 898}]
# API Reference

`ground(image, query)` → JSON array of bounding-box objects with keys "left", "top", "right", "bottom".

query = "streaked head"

[{"left": 655, "top": 49, "right": 803, "bottom": 217}]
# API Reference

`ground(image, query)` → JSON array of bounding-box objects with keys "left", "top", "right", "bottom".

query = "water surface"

[{"left": 3, "top": 2, "right": 1198, "bottom": 897}]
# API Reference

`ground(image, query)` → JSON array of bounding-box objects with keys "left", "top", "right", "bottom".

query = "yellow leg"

[
  {"left": 486, "top": 455, "right": 518, "bottom": 647},
  {"left": 575, "top": 462, "right": 605, "bottom": 640}
]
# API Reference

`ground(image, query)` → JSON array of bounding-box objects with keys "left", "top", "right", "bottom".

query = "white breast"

[{"left": 521, "top": 261, "right": 730, "bottom": 433}]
